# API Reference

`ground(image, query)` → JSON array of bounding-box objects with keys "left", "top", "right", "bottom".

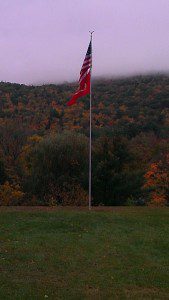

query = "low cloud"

[{"left": 0, "top": 0, "right": 169, "bottom": 84}]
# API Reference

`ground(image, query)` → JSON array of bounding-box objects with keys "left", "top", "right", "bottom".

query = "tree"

[
  {"left": 0, "top": 121, "right": 28, "bottom": 182},
  {"left": 144, "top": 153, "right": 169, "bottom": 205},
  {"left": 0, "top": 160, "right": 7, "bottom": 184},
  {"left": 92, "top": 136, "right": 131, "bottom": 205},
  {"left": 23, "top": 131, "right": 88, "bottom": 205}
]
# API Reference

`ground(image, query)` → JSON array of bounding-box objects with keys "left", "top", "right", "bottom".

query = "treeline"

[{"left": 0, "top": 74, "right": 168, "bottom": 205}]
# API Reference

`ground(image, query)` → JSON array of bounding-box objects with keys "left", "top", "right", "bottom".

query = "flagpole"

[{"left": 89, "top": 31, "right": 94, "bottom": 210}]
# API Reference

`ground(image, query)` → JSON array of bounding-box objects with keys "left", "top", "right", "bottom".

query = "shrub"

[
  {"left": 43, "top": 182, "right": 88, "bottom": 206},
  {"left": 0, "top": 181, "right": 24, "bottom": 205}
]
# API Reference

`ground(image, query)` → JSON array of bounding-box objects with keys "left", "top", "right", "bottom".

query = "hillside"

[
  {"left": 0, "top": 74, "right": 168, "bottom": 137},
  {"left": 0, "top": 74, "right": 168, "bottom": 206}
]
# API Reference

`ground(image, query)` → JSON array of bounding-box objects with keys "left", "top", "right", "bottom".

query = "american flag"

[{"left": 67, "top": 41, "right": 92, "bottom": 106}]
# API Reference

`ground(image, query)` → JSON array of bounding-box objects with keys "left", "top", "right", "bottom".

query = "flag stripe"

[
  {"left": 67, "top": 40, "right": 92, "bottom": 106},
  {"left": 79, "top": 69, "right": 90, "bottom": 83}
]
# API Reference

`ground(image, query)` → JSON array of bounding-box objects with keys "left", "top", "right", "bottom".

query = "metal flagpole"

[{"left": 89, "top": 31, "right": 94, "bottom": 210}]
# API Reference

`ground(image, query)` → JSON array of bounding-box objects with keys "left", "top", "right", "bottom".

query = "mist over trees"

[{"left": 0, "top": 74, "right": 168, "bottom": 206}]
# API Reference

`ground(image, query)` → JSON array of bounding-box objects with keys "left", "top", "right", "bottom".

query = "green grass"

[{"left": 0, "top": 207, "right": 169, "bottom": 299}]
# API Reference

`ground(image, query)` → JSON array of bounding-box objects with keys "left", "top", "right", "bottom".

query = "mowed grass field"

[{"left": 0, "top": 207, "right": 169, "bottom": 299}]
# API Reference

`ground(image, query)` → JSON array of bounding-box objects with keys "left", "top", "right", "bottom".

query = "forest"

[{"left": 0, "top": 74, "right": 168, "bottom": 206}]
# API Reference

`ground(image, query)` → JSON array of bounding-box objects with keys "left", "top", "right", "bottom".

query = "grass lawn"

[{"left": 0, "top": 207, "right": 169, "bottom": 299}]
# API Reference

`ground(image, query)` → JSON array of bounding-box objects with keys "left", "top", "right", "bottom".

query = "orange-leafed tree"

[{"left": 144, "top": 154, "right": 169, "bottom": 205}]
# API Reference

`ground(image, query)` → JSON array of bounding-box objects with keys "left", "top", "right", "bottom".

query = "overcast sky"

[{"left": 0, "top": 0, "right": 169, "bottom": 84}]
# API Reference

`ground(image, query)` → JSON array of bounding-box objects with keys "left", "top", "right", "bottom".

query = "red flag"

[{"left": 67, "top": 41, "right": 92, "bottom": 106}]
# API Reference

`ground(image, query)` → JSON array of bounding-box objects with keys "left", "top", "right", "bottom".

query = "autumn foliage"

[
  {"left": 144, "top": 154, "right": 169, "bottom": 205},
  {"left": 0, "top": 181, "right": 24, "bottom": 205},
  {"left": 0, "top": 75, "right": 168, "bottom": 206}
]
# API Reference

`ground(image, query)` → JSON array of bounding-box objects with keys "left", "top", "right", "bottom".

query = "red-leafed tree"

[{"left": 144, "top": 154, "right": 169, "bottom": 205}]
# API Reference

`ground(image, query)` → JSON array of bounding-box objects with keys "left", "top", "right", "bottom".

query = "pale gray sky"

[{"left": 0, "top": 0, "right": 169, "bottom": 84}]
